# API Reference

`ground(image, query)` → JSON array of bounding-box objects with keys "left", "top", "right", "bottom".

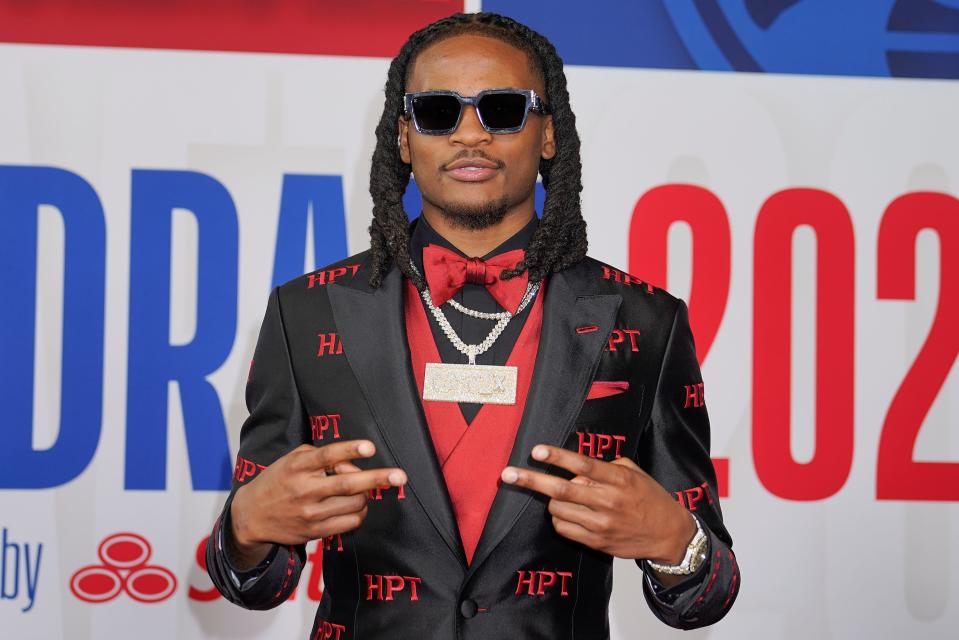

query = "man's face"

[{"left": 398, "top": 34, "right": 556, "bottom": 229}]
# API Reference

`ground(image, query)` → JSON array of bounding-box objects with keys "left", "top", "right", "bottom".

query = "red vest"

[{"left": 403, "top": 278, "right": 546, "bottom": 564}]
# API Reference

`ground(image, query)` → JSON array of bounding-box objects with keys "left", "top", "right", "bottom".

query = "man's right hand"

[{"left": 227, "top": 440, "right": 406, "bottom": 570}]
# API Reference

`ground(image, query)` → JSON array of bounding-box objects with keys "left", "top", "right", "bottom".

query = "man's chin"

[{"left": 438, "top": 196, "right": 511, "bottom": 231}]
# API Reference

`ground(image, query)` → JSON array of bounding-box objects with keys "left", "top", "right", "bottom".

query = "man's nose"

[{"left": 450, "top": 105, "right": 492, "bottom": 145}]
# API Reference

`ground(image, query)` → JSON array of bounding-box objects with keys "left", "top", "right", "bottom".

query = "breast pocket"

[{"left": 562, "top": 382, "right": 644, "bottom": 462}]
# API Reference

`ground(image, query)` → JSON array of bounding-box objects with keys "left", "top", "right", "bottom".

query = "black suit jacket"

[{"left": 205, "top": 249, "right": 740, "bottom": 638}]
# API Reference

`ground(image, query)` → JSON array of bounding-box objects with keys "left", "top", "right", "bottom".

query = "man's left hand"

[{"left": 501, "top": 444, "right": 695, "bottom": 564}]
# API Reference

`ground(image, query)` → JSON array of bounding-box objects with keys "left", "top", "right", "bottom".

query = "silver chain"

[
  {"left": 409, "top": 258, "right": 539, "bottom": 365},
  {"left": 447, "top": 296, "right": 510, "bottom": 320}
]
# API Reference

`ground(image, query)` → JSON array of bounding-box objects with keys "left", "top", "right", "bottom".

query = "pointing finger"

[
  {"left": 529, "top": 444, "right": 625, "bottom": 485},
  {"left": 314, "top": 467, "right": 407, "bottom": 499},
  {"left": 302, "top": 440, "right": 376, "bottom": 471},
  {"left": 501, "top": 466, "right": 601, "bottom": 508}
]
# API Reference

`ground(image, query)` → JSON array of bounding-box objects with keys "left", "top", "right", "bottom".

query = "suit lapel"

[
  {"left": 327, "top": 261, "right": 468, "bottom": 570},
  {"left": 466, "top": 264, "right": 622, "bottom": 580}
]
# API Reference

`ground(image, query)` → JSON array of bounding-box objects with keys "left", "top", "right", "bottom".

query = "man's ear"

[
  {"left": 541, "top": 114, "right": 556, "bottom": 160},
  {"left": 398, "top": 116, "right": 412, "bottom": 164}
]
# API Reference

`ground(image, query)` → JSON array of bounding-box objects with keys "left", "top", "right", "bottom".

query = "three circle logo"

[{"left": 70, "top": 533, "right": 178, "bottom": 603}]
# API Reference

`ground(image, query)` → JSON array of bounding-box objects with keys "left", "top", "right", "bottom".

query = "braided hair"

[{"left": 367, "top": 11, "right": 587, "bottom": 290}]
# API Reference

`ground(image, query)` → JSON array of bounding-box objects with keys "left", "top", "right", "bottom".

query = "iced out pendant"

[{"left": 422, "top": 362, "right": 517, "bottom": 405}]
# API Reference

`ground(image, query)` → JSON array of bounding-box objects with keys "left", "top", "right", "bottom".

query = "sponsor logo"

[
  {"left": 368, "top": 484, "right": 406, "bottom": 501},
  {"left": 316, "top": 332, "right": 343, "bottom": 357},
  {"left": 602, "top": 266, "right": 653, "bottom": 293},
  {"left": 310, "top": 414, "right": 342, "bottom": 440},
  {"left": 233, "top": 455, "right": 266, "bottom": 484},
  {"left": 364, "top": 574, "right": 422, "bottom": 601},
  {"left": 307, "top": 264, "right": 360, "bottom": 288},
  {"left": 313, "top": 619, "right": 348, "bottom": 640},
  {"left": 69, "top": 533, "right": 176, "bottom": 603},
  {"left": 684, "top": 382, "right": 705, "bottom": 408},
  {"left": 1, "top": 527, "right": 42, "bottom": 613},
  {"left": 675, "top": 481, "right": 715, "bottom": 511},
  {"left": 321, "top": 534, "right": 344, "bottom": 552},
  {"left": 604, "top": 328, "right": 640, "bottom": 352},
  {"left": 576, "top": 432, "right": 626, "bottom": 460},
  {"left": 515, "top": 570, "right": 573, "bottom": 596}
]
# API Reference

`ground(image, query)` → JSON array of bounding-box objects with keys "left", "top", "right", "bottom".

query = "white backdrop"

[{"left": 1, "top": 40, "right": 957, "bottom": 639}]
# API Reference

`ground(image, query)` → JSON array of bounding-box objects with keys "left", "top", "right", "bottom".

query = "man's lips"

[{"left": 443, "top": 157, "right": 502, "bottom": 182}]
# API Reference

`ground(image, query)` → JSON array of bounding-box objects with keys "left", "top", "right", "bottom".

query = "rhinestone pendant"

[{"left": 423, "top": 362, "right": 517, "bottom": 405}]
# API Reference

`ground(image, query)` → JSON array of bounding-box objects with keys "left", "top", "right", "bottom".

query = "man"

[{"left": 205, "top": 12, "right": 739, "bottom": 638}]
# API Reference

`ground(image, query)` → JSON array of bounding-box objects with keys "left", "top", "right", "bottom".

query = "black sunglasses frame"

[{"left": 403, "top": 88, "right": 549, "bottom": 135}]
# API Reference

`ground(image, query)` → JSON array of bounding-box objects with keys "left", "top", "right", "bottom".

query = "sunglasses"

[{"left": 403, "top": 88, "right": 549, "bottom": 135}]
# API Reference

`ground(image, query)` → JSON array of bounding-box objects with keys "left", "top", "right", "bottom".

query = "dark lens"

[
  {"left": 478, "top": 92, "right": 527, "bottom": 130},
  {"left": 412, "top": 95, "right": 461, "bottom": 132}
]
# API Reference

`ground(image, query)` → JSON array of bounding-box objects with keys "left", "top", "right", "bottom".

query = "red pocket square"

[{"left": 586, "top": 380, "right": 629, "bottom": 400}]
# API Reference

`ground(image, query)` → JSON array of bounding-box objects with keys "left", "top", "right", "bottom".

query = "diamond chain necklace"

[{"left": 408, "top": 259, "right": 540, "bottom": 365}]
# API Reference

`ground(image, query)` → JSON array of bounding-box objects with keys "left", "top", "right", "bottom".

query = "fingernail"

[
  {"left": 502, "top": 468, "right": 519, "bottom": 483},
  {"left": 531, "top": 446, "right": 548, "bottom": 461},
  {"left": 389, "top": 471, "right": 405, "bottom": 485},
  {"left": 358, "top": 442, "right": 374, "bottom": 456}
]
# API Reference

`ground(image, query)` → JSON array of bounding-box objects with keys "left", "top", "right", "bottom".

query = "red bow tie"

[{"left": 422, "top": 244, "right": 529, "bottom": 314}]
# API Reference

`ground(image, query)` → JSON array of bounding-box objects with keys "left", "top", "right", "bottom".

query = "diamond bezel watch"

[{"left": 646, "top": 513, "right": 708, "bottom": 576}]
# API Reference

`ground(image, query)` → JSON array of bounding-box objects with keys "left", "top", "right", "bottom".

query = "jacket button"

[{"left": 459, "top": 599, "right": 478, "bottom": 618}]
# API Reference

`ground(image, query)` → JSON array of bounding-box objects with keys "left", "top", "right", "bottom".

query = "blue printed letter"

[
  {"left": 271, "top": 174, "right": 347, "bottom": 288},
  {"left": 0, "top": 166, "right": 105, "bottom": 488},
  {"left": 127, "top": 170, "right": 236, "bottom": 490}
]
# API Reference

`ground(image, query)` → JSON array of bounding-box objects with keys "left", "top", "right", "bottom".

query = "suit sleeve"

[
  {"left": 204, "top": 286, "right": 310, "bottom": 609},
  {"left": 633, "top": 299, "right": 740, "bottom": 629}
]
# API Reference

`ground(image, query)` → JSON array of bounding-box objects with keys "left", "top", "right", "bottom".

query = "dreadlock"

[{"left": 367, "top": 11, "right": 587, "bottom": 290}]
